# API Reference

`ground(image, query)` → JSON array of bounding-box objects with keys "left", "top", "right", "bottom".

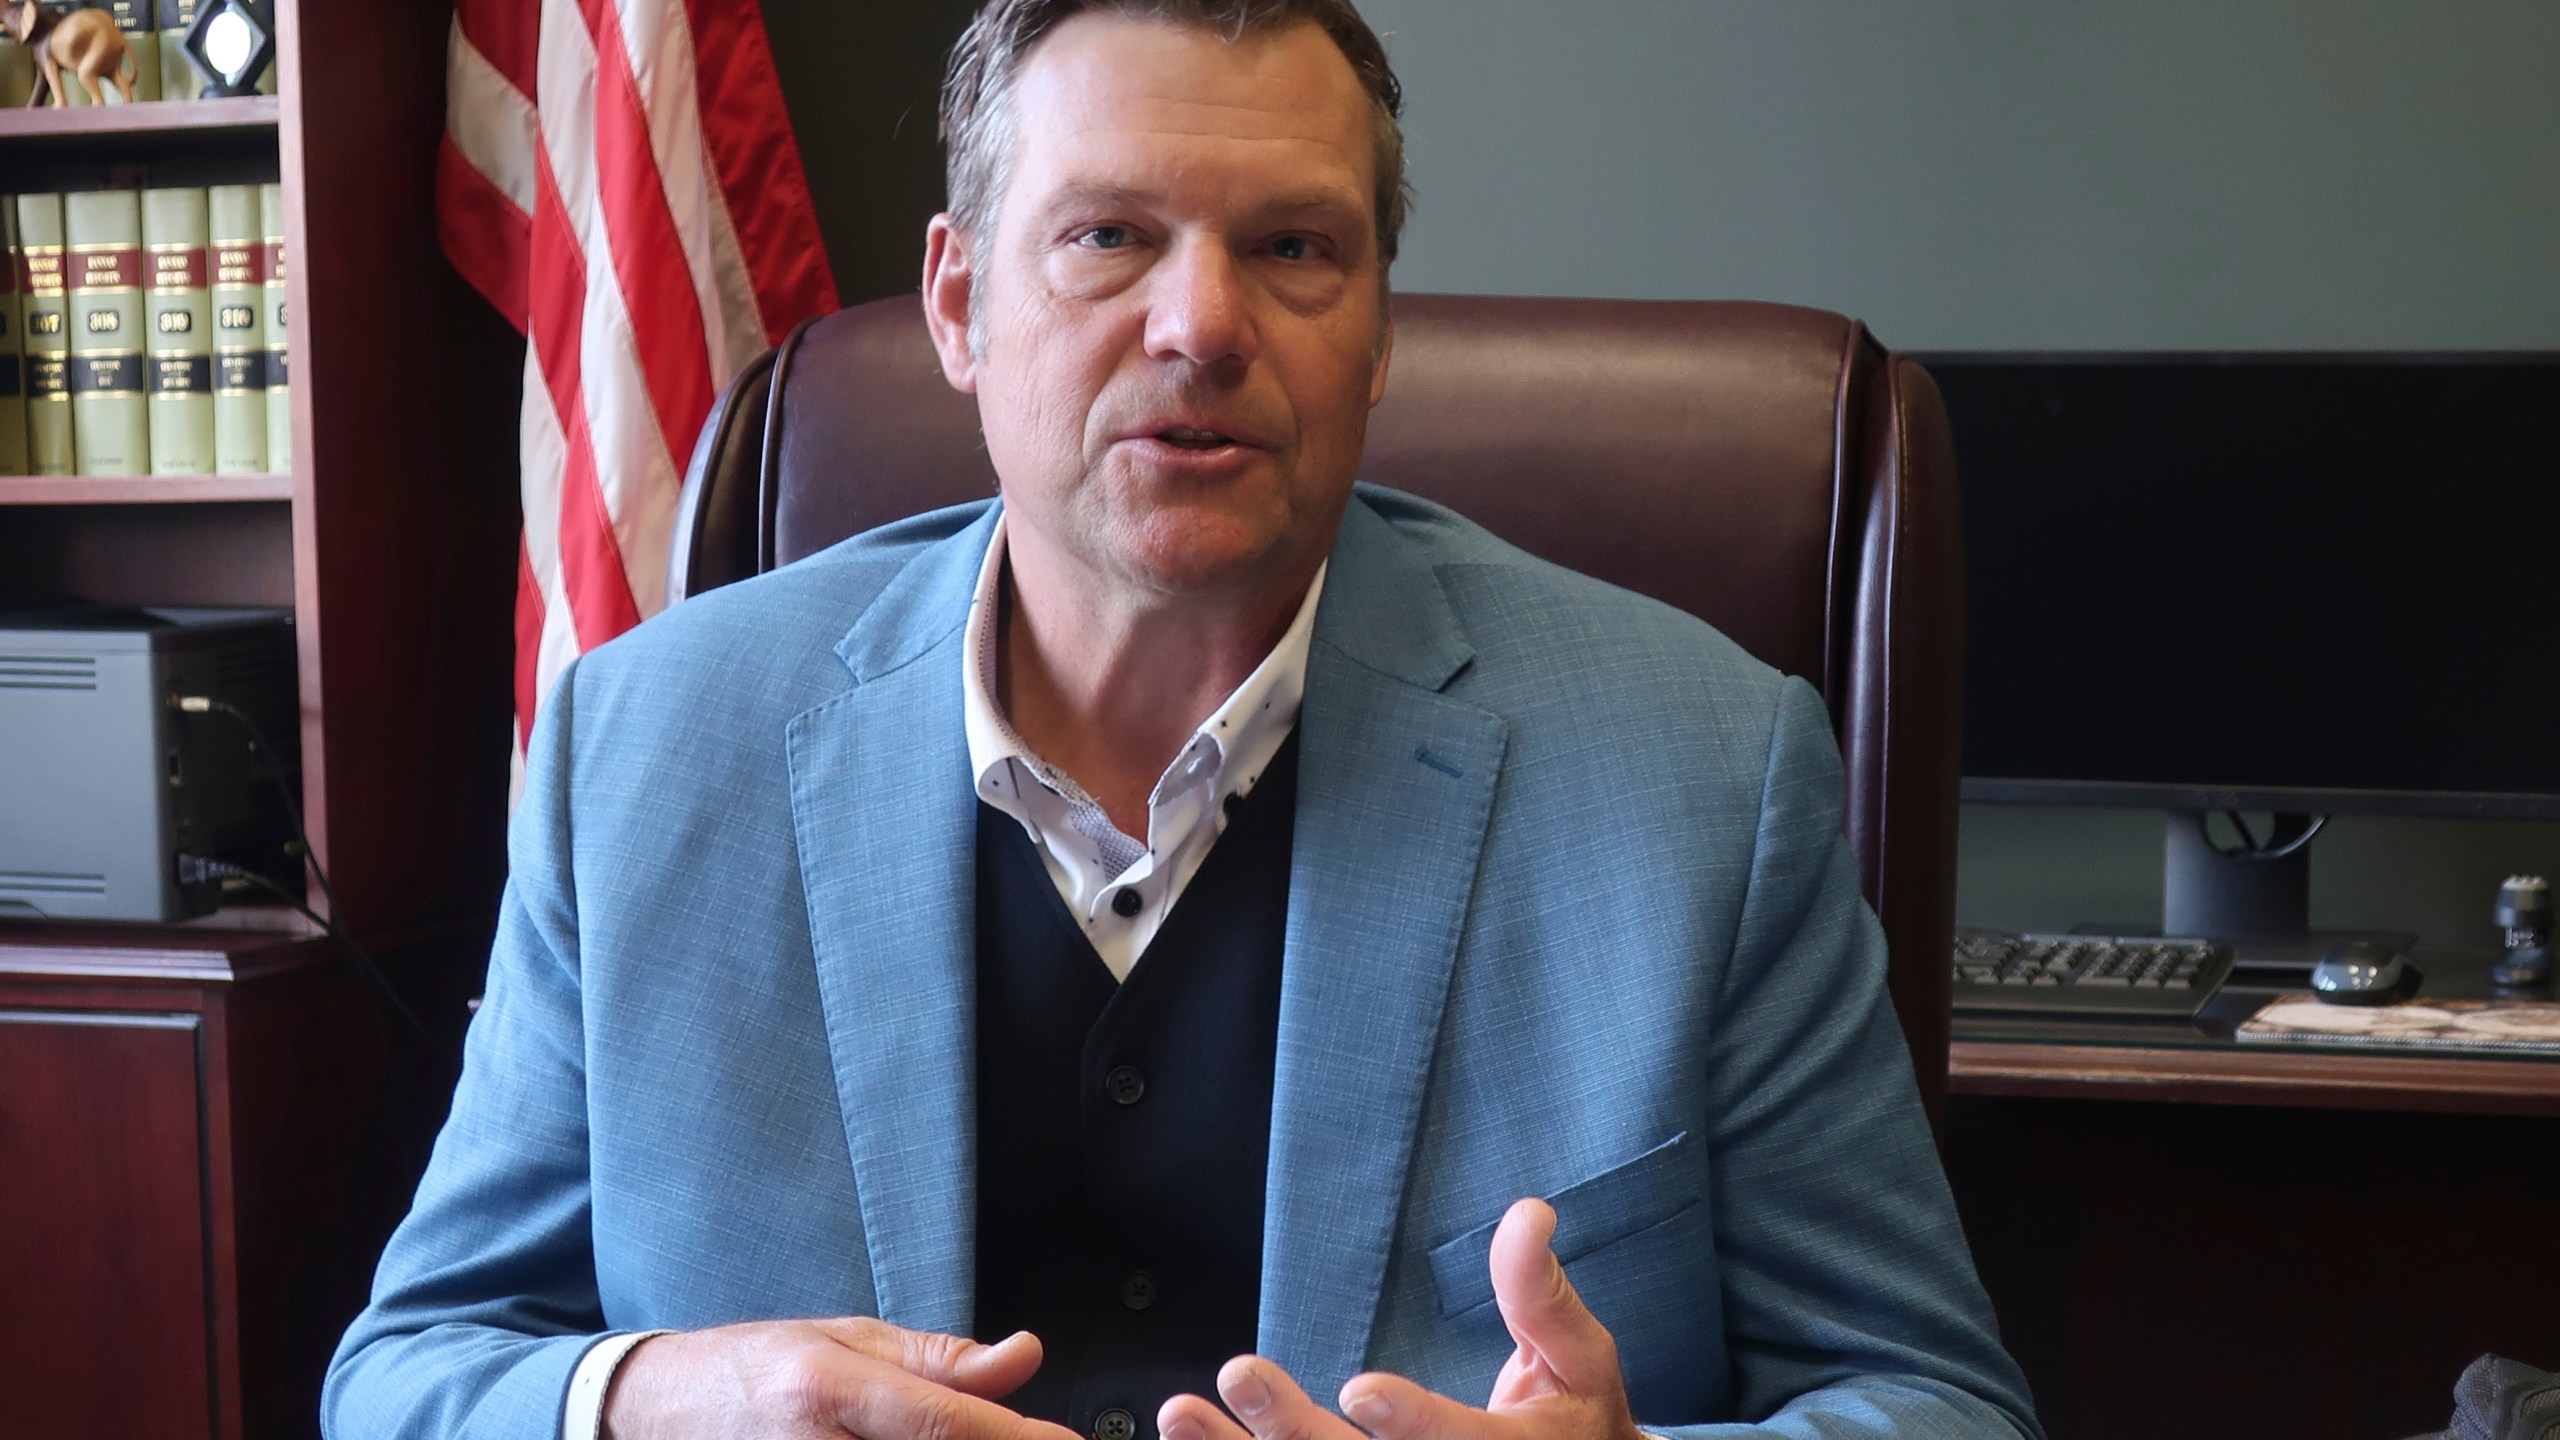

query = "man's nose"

[{"left": 1143, "top": 237, "right": 1257, "bottom": 371}]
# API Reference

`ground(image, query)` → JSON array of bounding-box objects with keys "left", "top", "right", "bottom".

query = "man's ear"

[{"left": 921, "top": 213, "right": 981, "bottom": 394}]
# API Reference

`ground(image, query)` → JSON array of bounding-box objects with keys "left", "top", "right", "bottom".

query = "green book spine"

[
  {"left": 16, "top": 194, "right": 73, "bottom": 476},
  {"left": 109, "top": 0, "right": 162, "bottom": 102},
  {"left": 0, "top": 37, "right": 34, "bottom": 109},
  {"left": 157, "top": 0, "right": 201, "bottom": 101},
  {"left": 67, "top": 189, "right": 148, "bottom": 476},
  {"left": 0, "top": 197, "right": 26, "bottom": 475},
  {"left": 208, "top": 184, "right": 264, "bottom": 473},
  {"left": 259, "top": 182, "right": 288, "bottom": 473},
  {"left": 143, "top": 187, "right": 211, "bottom": 474}
]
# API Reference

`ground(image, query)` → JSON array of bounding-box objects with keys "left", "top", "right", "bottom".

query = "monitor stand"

[{"left": 2159, "top": 811, "right": 2415, "bottom": 976}]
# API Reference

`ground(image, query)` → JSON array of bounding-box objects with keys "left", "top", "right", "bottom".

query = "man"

[{"left": 326, "top": 3, "right": 2040, "bottom": 1438}]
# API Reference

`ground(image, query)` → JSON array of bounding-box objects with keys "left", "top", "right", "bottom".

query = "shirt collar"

[{"left": 961, "top": 512, "right": 1326, "bottom": 808}]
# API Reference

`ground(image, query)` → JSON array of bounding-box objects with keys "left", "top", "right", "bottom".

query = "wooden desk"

[
  {"left": 1941, "top": 953, "right": 2560, "bottom": 1440},
  {"left": 0, "top": 917, "right": 478, "bottom": 1440},
  {"left": 1950, "top": 949, "right": 2560, "bottom": 1115}
]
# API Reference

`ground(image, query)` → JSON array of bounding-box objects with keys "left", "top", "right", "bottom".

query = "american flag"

[{"left": 438, "top": 0, "right": 839, "bottom": 771}]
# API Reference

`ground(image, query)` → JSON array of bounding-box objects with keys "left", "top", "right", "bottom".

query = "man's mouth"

[{"left": 1156, "top": 427, "right": 1237, "bottom": 450}]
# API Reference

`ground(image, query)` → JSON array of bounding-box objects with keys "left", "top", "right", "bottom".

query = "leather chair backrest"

[{"left": 674, "top": 293, "right": 1964, "bottom": 1126}]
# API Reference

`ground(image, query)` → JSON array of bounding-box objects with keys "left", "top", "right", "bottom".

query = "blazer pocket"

[{"left": 1425, "top": 1130, "right": 1699, "bottom": 1319}]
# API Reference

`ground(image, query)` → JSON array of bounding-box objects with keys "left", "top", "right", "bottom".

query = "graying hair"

[{"left": 939, "top": 0, "right": 1411, "bottom": 265}]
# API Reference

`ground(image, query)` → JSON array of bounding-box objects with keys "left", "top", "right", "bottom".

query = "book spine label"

[
  {"left": 67, "top": 190, "right": 148, "bottom": 476},
  {"left": 0, "top": 195, "right": 24, "bottom": 475},
  {"left": 144, "top": 187, "right": 213, "bottom": 474},
  {"left": 208, "top": 183, "right": 264, "bottom": 473},
  {"left": 109, "top": 0, "right": 163, "bottom": 102},
  {"left": 157, "top": 0, "right": 200, "bottom": 101},
  {"left": 259, "top": 183, "right": 288, "bottom": 472},
  {"left": 17, "top": 194, "right": 73, "bottom": 475}
]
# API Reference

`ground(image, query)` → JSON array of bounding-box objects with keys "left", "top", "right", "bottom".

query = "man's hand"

[
  {"left": 604, "top": 1318, "right": 1085, "bottom": 1440},
  {"left": 1157, "top": 1199, "right": 1643, "bottom": 1440}
]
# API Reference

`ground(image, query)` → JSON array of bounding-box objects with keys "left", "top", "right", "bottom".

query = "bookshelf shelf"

[
  {"left": 0, "top": 96, "right": 280, "bottom": 144},
  {"left": 0, "top": 473, "right": 293, "bottom": 505}
]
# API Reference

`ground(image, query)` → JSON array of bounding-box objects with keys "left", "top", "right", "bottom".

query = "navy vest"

[{"left": 973, "top": 734, "right": 1298, "bottom": 1440}]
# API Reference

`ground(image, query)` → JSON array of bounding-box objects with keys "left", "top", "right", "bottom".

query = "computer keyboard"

[{"left": 1952, "top": 929, "right": 2235, "bottom": 1018}]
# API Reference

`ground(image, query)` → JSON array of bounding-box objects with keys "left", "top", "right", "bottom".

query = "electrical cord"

[{"left": 172, "top": 694, "right": 447, "bottom": 1052}]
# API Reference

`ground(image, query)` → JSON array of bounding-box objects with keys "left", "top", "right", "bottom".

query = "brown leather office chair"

[{"left": 670, "top": 293, "right": 1965, "bottom": 1126}]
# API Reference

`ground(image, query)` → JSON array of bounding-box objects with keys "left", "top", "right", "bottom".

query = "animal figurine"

[{"left": 1, "top": 2, "right": 137, "bottom": 108}]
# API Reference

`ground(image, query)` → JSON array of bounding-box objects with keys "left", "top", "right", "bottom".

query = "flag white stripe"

[
  {"left": 518, "top": 345, "right": 582, "bottom": 716},
  {"left": 536, "top": 0, "right": 684, "bottom": 619},
  {"left": 610, "top": 0, "right": 746, "bottom": 369},
  {"left": 446, "top": 19, "right": 540, "bottom": 216}
]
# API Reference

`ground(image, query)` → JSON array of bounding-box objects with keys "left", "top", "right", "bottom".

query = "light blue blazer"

[{"left": 325, "top": 489, "right": 2040, "bottom": 1440}]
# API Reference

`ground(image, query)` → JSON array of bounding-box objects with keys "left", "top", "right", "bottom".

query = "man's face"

[{"left": 925, "top": 13, "right": 1392, "bottom": 602}]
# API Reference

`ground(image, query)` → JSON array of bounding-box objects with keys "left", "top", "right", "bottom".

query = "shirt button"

[
  {"left": 1104, "top": 1065, "right": 1146, "bottom": 1105},
  {"left": 1120, "top": 1270, "right": 1157, "bottom": 1310},
  {"left": 1095, "top": 1409, "right": 1136, "bottom": 1440},
  {"left": 1111, "top": 888, "right": 1143, "bottom": 918}
]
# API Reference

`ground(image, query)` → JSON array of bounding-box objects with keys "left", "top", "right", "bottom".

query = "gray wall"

[
  {"left": 1358, "top": 0, "right": 2560, "bottom": 947},
  {"left": 1361, "top": 0, "right": 2560, "bottom": 351}
]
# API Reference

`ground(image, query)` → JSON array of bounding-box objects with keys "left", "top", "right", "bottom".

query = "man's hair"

[{"left": 939, "top": 0, "right": 1411, "bottom": 266}]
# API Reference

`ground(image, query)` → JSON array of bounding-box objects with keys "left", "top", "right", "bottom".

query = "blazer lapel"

[
  {"left": 1259, "top": 495, "right": 1509, "bottom": 1391},
  {"left": 785, "top": 506, "right": 995, "bottom": 1338}
]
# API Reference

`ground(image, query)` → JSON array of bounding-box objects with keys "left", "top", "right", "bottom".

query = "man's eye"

[
  {"left": 1270, "top": 236, "right": 1313, "bottom": 261},
  {"left": 1080, "top": 226, "right": 1133, "bottom": 251}
]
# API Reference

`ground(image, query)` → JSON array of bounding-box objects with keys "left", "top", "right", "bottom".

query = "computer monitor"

[{"left": 1929, "top": 352, "right": 2560, "bottom": 942}]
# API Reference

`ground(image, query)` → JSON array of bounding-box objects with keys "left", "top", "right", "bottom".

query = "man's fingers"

[
  {"left": 832, "top": 1356, "right": 1083, "bottom": 1440},
  {"left": 1486, "top": 1198, "right": 1619, "bottom": 1394},
  {"left": 817, "top": 1320, "right": 1046, "bottom": 1400},
  {"left": 1337, "top": 1371, "right": 1508, "bottom": 1440},
  {"left": 1212, "top": 1355, "right": 1368, "bottom": 1440},
  {"left": 1160, "top": 1390, "right": 1255, "bottom": 1440}
]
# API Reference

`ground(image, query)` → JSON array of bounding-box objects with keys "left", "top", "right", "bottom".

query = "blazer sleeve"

[
  {"left": 1663, "top": 680, "right": 2042, "bottom": 1440},
  {"left": 322, "top": 660, "right": 631, "bottom": 1438}
]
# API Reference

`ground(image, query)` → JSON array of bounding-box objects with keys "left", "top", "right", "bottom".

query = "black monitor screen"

[{"left": 1934, "top": 355, "right": 2560, "bottom": 817}]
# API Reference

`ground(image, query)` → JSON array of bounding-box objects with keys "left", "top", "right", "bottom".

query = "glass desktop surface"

[{"left": 1952, "top": 948, "right": 2560, "bottom": 1063}]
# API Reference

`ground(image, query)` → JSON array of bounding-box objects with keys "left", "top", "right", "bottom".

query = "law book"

[
  {"left": 0, "top": 197, "right": 26, "bottom": 475},
  {"left": 156, "top": 0, "right": 201, "bottom": 100},
  {"left": 259, "top": 182, "right": 288, "bottom": 473},
  {"left": 108, "top": 0, "right": 162, "bottom": 102},
  {"left": 66, "top": 189, "right": 149, "bottom": 476},
  {"left": 143, "top": 187, "right": 212, "bottom": 473},
  {"left": 16, "top": 193, "right": 74, "bottom": 476},
  {"left": 0, "top": 36, "right": 35, "bottom": 108},
  {"left": 207, "top": 183, "right": 264, "bottom": 473}
]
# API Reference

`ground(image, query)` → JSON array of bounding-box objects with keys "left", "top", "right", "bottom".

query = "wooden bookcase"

[{"left": 0, "top": 8, "right": 518, "bottom": 1437}]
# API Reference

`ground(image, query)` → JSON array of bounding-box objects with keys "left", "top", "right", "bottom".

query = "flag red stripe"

[
  {"left": 453, "top": 0, "right": 539, "bottom": 103},
  {"left": 437, "top": 135, "right": 531, "bottom": 332},
  {"left": 581, "top": 0, "right": 718, "bottom": 471},
  {"left": 682, "top": 0, "right": 839, "bottom": 342},
  {"left": 530, "top": 147, "right": 647, "bottom": 651},
  {"left": 516, "top": 538, "right": 547, "bottom": 731}
]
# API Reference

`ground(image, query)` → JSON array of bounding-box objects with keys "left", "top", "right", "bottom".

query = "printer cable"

[{"left": 173, "top": 694, "right": 445, "bottom": 1052}]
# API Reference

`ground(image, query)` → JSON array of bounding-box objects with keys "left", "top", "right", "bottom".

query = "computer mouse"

[{"left": 2311, "top": 940, "right": 2412, "bottom": 1005}]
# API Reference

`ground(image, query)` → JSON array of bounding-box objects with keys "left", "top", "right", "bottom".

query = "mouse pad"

[{"left": 2237, "top": 996, "right": 2560, "bottom": 1055}]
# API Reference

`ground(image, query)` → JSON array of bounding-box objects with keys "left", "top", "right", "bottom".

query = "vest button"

[
  {"left": 1104, "top": 1065, "right": 1146, "bottom": 1105},
  {"left": 1095, "top": 1408, "right": 1137, "bottom": 1440},
  {"left": 1112, "top": 888, "right": 1144, "bottom": 918},
  {"left": 1120, "top": 1269, "right": 1157, "bottom": 1310}
]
